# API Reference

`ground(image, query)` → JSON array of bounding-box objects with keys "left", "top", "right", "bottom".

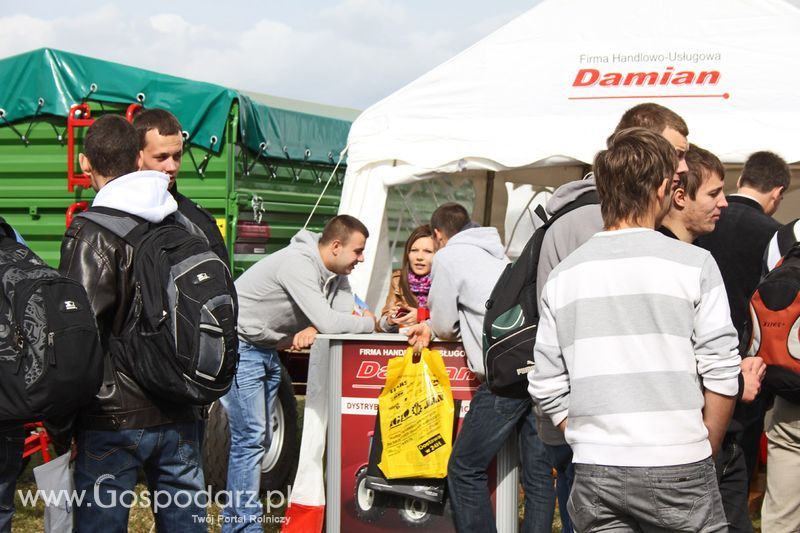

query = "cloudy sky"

[{"left": 0, "top": 0, "right": 533, "bottom": 111}]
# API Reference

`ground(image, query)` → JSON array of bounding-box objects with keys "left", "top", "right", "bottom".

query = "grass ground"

[
  {"left": 12, "top": 460, "right": 287, "bottom": 533},
  {"left": 10, "top": 397, "right": 764, "bottom": 533}
]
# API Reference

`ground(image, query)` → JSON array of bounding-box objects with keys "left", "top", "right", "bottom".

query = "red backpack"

[{"left": 747, "top": 242, "right": 800, "bottom": 399}]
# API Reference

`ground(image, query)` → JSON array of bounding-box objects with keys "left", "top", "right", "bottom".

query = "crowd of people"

[{"left": 0, "top": 100, "right": 796, "bottom": 533}]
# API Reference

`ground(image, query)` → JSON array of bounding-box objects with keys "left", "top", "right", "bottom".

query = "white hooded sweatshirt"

[{"left": 92, "top": 170, "right": 177, "bottom": 222}]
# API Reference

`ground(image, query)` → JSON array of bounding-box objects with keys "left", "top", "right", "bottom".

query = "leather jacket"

[{"left": 59, "top": 214, "right": 201, "bottom": 432}]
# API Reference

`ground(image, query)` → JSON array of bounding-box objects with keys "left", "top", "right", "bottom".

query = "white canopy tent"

[{"left": 339, "top": 0, "right": 800, "bottom": 309}]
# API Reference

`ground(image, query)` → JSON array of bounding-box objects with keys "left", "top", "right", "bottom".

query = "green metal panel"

[
  {"left": 0, "top": 116, "right": 90, "bottom": 266},
  {"left": 231, "top": 149, "right": 345, "bottom": 276}
]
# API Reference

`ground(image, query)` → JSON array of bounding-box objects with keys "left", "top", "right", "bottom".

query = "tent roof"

[
  {"left": 345, "top": 0, "right": 800, "bottom": 183},
  {"left": 0, "top": 48, "right": 354, "bottom": 163},
  {"left": 340, "top": 0, "right": 800, "bottom": 305}
]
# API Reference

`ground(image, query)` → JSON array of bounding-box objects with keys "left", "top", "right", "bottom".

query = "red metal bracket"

[
  {"left": 22, "top": 422, "right": 52, "bottom": 464},
  {"left": 67, "top": 104, "right": 94, "bottom": 192},
  {"left": 125, "top": 103, "right": 143, "bottom": 122},
  {"left": 65, "top": 201, "right": 89, "bottom": 228}
]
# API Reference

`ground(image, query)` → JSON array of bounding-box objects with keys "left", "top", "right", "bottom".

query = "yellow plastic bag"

[{"left": 378, "top": 347, "right": 454, "bottom": 479}]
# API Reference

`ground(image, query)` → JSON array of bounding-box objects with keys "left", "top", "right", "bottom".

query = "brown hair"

[
  {"left": 613, "top": 103, "right": 689, "bottom": 137},
  {"left": 83, "top": 115, "right": 140, "bottom": 179},
  {"left": 398, "top": 225, "right": 433, "bottom": 306},
  {"left": 430, "top": 203, "right": 470, "bottom": 239},
  {"left": 682, "top": 144, "right": 725, "bottom": 200},
  {"left": 740, "top": 151, "right": 791, "bottom": 193},
  {"left": 132, "top": 108, "right": 183, "bottom": 149},
  {"left": 594, "top": 127, "right": 678, "bottom": 227},
  {"left": 319, "top": 215, "right": 369, "bottom": 245}
]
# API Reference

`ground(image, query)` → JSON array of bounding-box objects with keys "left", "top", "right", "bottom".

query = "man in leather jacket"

[{"left": 59, "top": 115, "right": 206, "bottom": 532}]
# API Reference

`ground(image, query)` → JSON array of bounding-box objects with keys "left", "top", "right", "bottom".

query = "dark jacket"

[
  {"left": 695, "top": 194, "right": 779, "bottom": 462},
  {"left": 695, "top": 195, "right": 780, "bottom": 341},
  {"left": 58, "top": 173, "right": 201, "bottom": 434},
  {"left": 173, "top": 187, "right": 230, "bottom": 266}
]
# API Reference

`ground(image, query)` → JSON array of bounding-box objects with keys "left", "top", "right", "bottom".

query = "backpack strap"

[
  {"left": 777, "top": 219, "right": 800, "bottom": 257},
  {"left": 543, "top": 189, "right": 599, "bottom": 230},
  {"left": 173, "top": 210, "right": 210, "bottom": 244},
  {"left": 534, "top": 204, "right": 548, "bottom": 225},
  {"left": 76, "top": 207, "right": 143, "bottom": 241}
]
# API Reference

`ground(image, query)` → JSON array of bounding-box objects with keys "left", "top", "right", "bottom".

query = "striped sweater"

[{"left": 529, "top": 228, "right": 741, "bottom": 467}]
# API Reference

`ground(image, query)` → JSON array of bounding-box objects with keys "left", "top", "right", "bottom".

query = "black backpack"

[
  {"left": 483, "top": 190, "right": 598, "bottom": 398},
  {"left": 0, "top": 218, "right": 103, "bottom": 422},
  {"left": 77, "top": 208, "right": 238, "bottom": 405}
]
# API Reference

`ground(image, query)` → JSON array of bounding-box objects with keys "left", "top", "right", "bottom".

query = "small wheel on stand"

[
  {"left": 397, "top": 497, "right": 434, "bottom": 527},
  {"left": 354, "top": 466, "right": 386, "bottom": 522}
]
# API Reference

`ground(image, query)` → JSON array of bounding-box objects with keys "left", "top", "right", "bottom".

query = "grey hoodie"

[
  {"left": 536, "top": 175, "right": 604, "bottom": 309},
  {"left": 428, "top": 226, "right": 509, "bottom": 378},
  {"left": 534, "top": 175, "right": 603, "bottom": 445},
  {"left": 236, "top": 229, "right": 374, "bottom": 348}
]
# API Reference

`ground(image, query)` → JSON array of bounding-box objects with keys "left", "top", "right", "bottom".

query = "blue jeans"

[
  {"left": 74, "top": 421, "right": 206, "bottom": 533},
  {"left": 544, "top": 442, "right": 574, "bottom": 533},
  {"left": 568, "top": 458, "right": 727, "bottom": 532},
  {"left": 0, "top": 426, "right": 24, "bottom": 533},
  {"left": 219, "top": 342, "right": 282, "bottom": 532},
  {"left": 448, "top": 384, "right": 556, "bottom": 533}
]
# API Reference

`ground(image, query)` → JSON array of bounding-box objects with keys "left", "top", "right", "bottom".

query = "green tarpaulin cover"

[{"left": 0, "top": 48, "right": 354, "bottom": 163}]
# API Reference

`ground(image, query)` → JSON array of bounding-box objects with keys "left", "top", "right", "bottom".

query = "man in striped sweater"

[{"left": 529, "top": 127, "right": 742, "bottom": 532}]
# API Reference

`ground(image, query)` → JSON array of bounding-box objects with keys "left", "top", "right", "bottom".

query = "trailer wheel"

[{"left": 203, "top": 364, "right": 299, "bottom": 494}]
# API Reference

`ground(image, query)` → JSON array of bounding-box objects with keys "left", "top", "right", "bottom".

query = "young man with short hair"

[
  {"left": 658, "top": 144, "right": 766, "bottom": 533},
  {"left": 221, "top": 214, "right": 375, "bottom": 531},
  {"left": 407, "top": 204, "right": 559, "bottom": 533},
  {"left": 133, "top": 108, "right": 230, "bottom": 264},
  {"left": 659, "top": 144, "right": 728, "bottom": 242},
  {"left": 695, "top": 150, "right": 792, "bottom": 483},
  {"left": 60, "top": 114, "right": 207, "bottom": 531},
  {"left": 530, "top": 128, "right": 741, "bottom": 532}
]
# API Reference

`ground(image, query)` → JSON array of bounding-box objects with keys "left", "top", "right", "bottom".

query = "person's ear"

[
  {"left": 736, "top": 175, "right": 743, "bottom": 189},
  {"left": 79, "top": 153, "right": 92, "bottom": 176},
  {"left": 137, "top": 150, "right": 144, "bottom": 170},
  {"left": 656, "top": 178, "right": 670, "bottom": 203},
  {"left": 673, "top": 187, "right": 687, "bottom": 208},
  {"left": 330, "top": 239, "right": 342, "bottom": 256}
]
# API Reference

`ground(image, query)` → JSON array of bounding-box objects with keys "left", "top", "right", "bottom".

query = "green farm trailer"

[
  {"left": 0, "top": 48, "right": 358, "bottom": 277},
  {"left": 0, "top": 48, "right": 360, "bottom": 494}
]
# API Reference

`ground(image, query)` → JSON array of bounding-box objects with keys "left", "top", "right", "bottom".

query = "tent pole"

[{"left": 483, "top": 171, "right": 495, "bottom": 227}]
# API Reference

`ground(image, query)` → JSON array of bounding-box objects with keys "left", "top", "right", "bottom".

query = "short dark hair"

[
  {"left": 132, "top": 108, "right": 182, "bottom": 150},
  {"left": 613, "top": 103, "right": 689, "bottom": 137},
  {"left": 430, "top": 203, "right": 470, "bottom": 238},
  {"left": 594, "top": 128, "right": 678, "bottom": 227},
  {"left": 740, "top": 151, "right": 791, "bottom": 193},
  {"left": 319, "top": 215, "right": 369, "bottom": 245},
  {"left": 681, "top": 144, "right": 725, "bottom": 200},
  {"left": 83, "top": 115, "right": 140, "bottom": 179}
]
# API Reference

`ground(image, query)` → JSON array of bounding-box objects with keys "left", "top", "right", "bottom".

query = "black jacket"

[
  {"left": 695, "top": 195, "right": 780, "bottom": 341},
  {"left": 695, "top": 195, "right": 779, "bottom": 448},
  {"left": 58, "top": 215, "right": 201, "bottom": 433},
  {"left": 172, "top": 188, "right": 230, "bottom": 266}
]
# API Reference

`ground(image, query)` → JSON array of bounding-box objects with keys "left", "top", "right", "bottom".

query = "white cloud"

[{"left": 0, "top": 2, "right": 524, "bottom": 109}]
